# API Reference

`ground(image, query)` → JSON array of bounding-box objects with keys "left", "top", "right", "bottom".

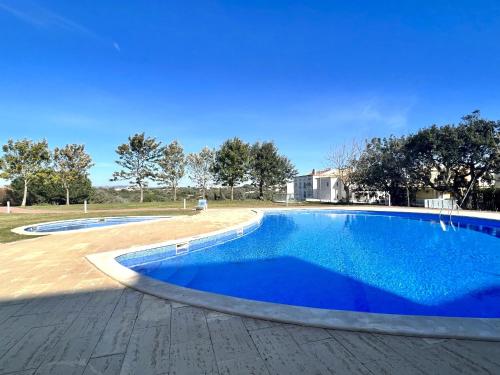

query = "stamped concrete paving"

[{"left": 0, "top": 208, "right": 499, "bottom": 374}]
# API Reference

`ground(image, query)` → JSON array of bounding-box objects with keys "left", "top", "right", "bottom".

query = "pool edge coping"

[
  {"left": 86, "top": 207, "right": 500, "bottom": 341},
  {"left": 12, "top": 215, "right": 174, "bottom": 236}
]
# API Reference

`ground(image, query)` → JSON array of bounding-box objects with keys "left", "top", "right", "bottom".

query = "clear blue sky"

[{"left": 1, "top": 1, "right": 500, "bottom": 186}]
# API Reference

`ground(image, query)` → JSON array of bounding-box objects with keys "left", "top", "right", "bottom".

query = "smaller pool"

[{"left": 23, "top": 216, "right": 169, "bottom": 233}]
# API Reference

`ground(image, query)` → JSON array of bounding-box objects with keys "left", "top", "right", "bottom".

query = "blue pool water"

[
  {"left": 26, "top": 216, "right": 167, "bottom": 233},
  {"left": 123, "top": 210, "right": 500, "bottom": 318}
]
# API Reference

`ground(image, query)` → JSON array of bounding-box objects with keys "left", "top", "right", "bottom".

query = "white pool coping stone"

[
  {"left": 12, "top": 215, "right": 173, "bottom": 236},
  {"left": 86, "top": 207, "right": 500, "bottom": 341}
]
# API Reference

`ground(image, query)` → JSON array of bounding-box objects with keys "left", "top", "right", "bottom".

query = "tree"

[
  {"left": 327, "top": 140, "right": 360, "bottom": 203},
  {"left": 11, "top": 170, "right": 92, "bottom": 205},
  {"left": 458, "top": 112, "right": 500, "bottom": 207},
  {"left": 0, "top": 139, "right": 50, "bottom": 206},
  {"left": 157, "top": 140, "right": 186, "bottom": 200},
  {"left": 111, "top": 133, "right": 162, "bottom": 203},
  {"left": 187, "top": 147, "right": 214, "bottom": 199},
  {"left": 407, "top": 111, "right": 500, "bottom": 208},
  {"left": 212, "top": 137, "right": 250, "bottom": 200},
  {"left": 249, "top": 141, "right": 297, "bottom": 199},
  {"left": 53, "top": 144, "right": 93, "bottom": 205},
  {"left": 353, "top": 137, "right": 417, "bottom": 206}
]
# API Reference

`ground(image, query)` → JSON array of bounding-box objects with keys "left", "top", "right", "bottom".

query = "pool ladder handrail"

[
  {"left": 439, "top": 200, "right": 460, "bottom": 231},
  {"left": 438, "top": 174, "right": 477, "bottom": 231}
]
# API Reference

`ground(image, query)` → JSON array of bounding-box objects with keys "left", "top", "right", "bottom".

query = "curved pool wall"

[
  {"left": 87, "top": 209, "right": 500, "bottom": 340},
  {"left": 14, "top": 216, "right": 171, "bottom": 235},
  {"left": 117, "top": 216, "right": 262, "bottom": 268}
]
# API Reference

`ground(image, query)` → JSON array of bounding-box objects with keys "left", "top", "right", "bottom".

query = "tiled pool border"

[
  {"left": 116, "top": 213, "right": 262, "bottom": 268},
  {"left": 87, "top": 208, "right": 500, "bottom": 341}
]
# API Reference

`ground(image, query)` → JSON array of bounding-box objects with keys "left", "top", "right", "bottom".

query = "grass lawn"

[
  {"left": 0, "top": 200, "right": 310, "bottom": 243},
  {"left": 0, "top": 209, "right": 195, "bottom": 244},
  {"left": 18, "top": 199, "right": 301, "bottom": 211}
]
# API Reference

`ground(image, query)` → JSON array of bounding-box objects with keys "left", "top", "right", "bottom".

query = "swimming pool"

[
  {"left": 118, "top": 210, "right": 500, "bottom": 319},
  {"left": 19, "top": 216, "right": 169, "bottom": 234}
]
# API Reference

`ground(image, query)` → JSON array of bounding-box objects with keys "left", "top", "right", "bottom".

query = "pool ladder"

[
  {"left": 439, "top": 201, "right": 462, "bottom": 231},
  {"left": 439, "top": 174, "right": 477, "bottom": 231}
]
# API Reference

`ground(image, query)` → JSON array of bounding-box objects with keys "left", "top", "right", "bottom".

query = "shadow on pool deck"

[
  {"left": 1, "top": 286, "right": 500, "bottom": 375},
  {"left": 137, "top": 255, "right": 500, "bottom": 318}
]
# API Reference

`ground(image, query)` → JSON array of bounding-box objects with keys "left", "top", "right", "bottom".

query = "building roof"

[{"left": 297, "top": 168, "right": 338, "bottom": 178}]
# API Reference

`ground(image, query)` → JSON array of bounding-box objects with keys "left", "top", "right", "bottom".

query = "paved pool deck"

[{"left": 0, "top": 207, "right": 499, "bottom": 374}]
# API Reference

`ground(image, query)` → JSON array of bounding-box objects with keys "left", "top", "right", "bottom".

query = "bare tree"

[{"left": 327, "top": 140, "right": 360, "bottom": 203}]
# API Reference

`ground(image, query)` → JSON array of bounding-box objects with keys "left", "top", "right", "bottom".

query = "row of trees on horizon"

[
  {"left": 1, "top": 111, "right": 499, "bottom": 208},
  {"left": 0, "top": 135, "right": 297, "bottom": 206},
  {"left": 111, "top": 135, "right": 297, "bottom": 202}
]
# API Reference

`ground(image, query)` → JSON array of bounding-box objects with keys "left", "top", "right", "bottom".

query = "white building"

[
  {"left": 290, "top": 169, "right": 347, "bottom": 202},
  {"left": 289, "top": 168, "right": 384, "bottom": 203}
]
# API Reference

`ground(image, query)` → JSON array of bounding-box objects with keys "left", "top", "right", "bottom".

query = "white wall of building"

[
  {"left": 291, "top": 169, "right": 383, "bottom": 203},
  {"left": 292, "top": 172, "right": 346, "bottom": 202},
  {"left": 293, "top": 175, "right": 315, "bottom": 200},
  {"left": 317, "top": 177, "right": 332, "bottom": 201}
]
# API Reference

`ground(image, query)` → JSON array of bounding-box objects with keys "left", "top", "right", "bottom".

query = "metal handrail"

[
  {"left": 438, "top": 199, "right": 453, "bottom": 221},
  {"left": 448, "top": 202, "right": 461, "bottom": 231},
  {"left": 438, "top": 204, "right": 445, "bottom": 221},
  {"left": 438, "top": 199, "right": 460, "bottom": 231},
  {"left": 437, "top": 172, "right": 476, "bottom": 226}
]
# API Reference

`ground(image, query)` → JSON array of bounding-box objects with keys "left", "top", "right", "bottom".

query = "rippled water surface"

[{"left": 130, "top": 211, "right": 500, "bottom": 317}]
